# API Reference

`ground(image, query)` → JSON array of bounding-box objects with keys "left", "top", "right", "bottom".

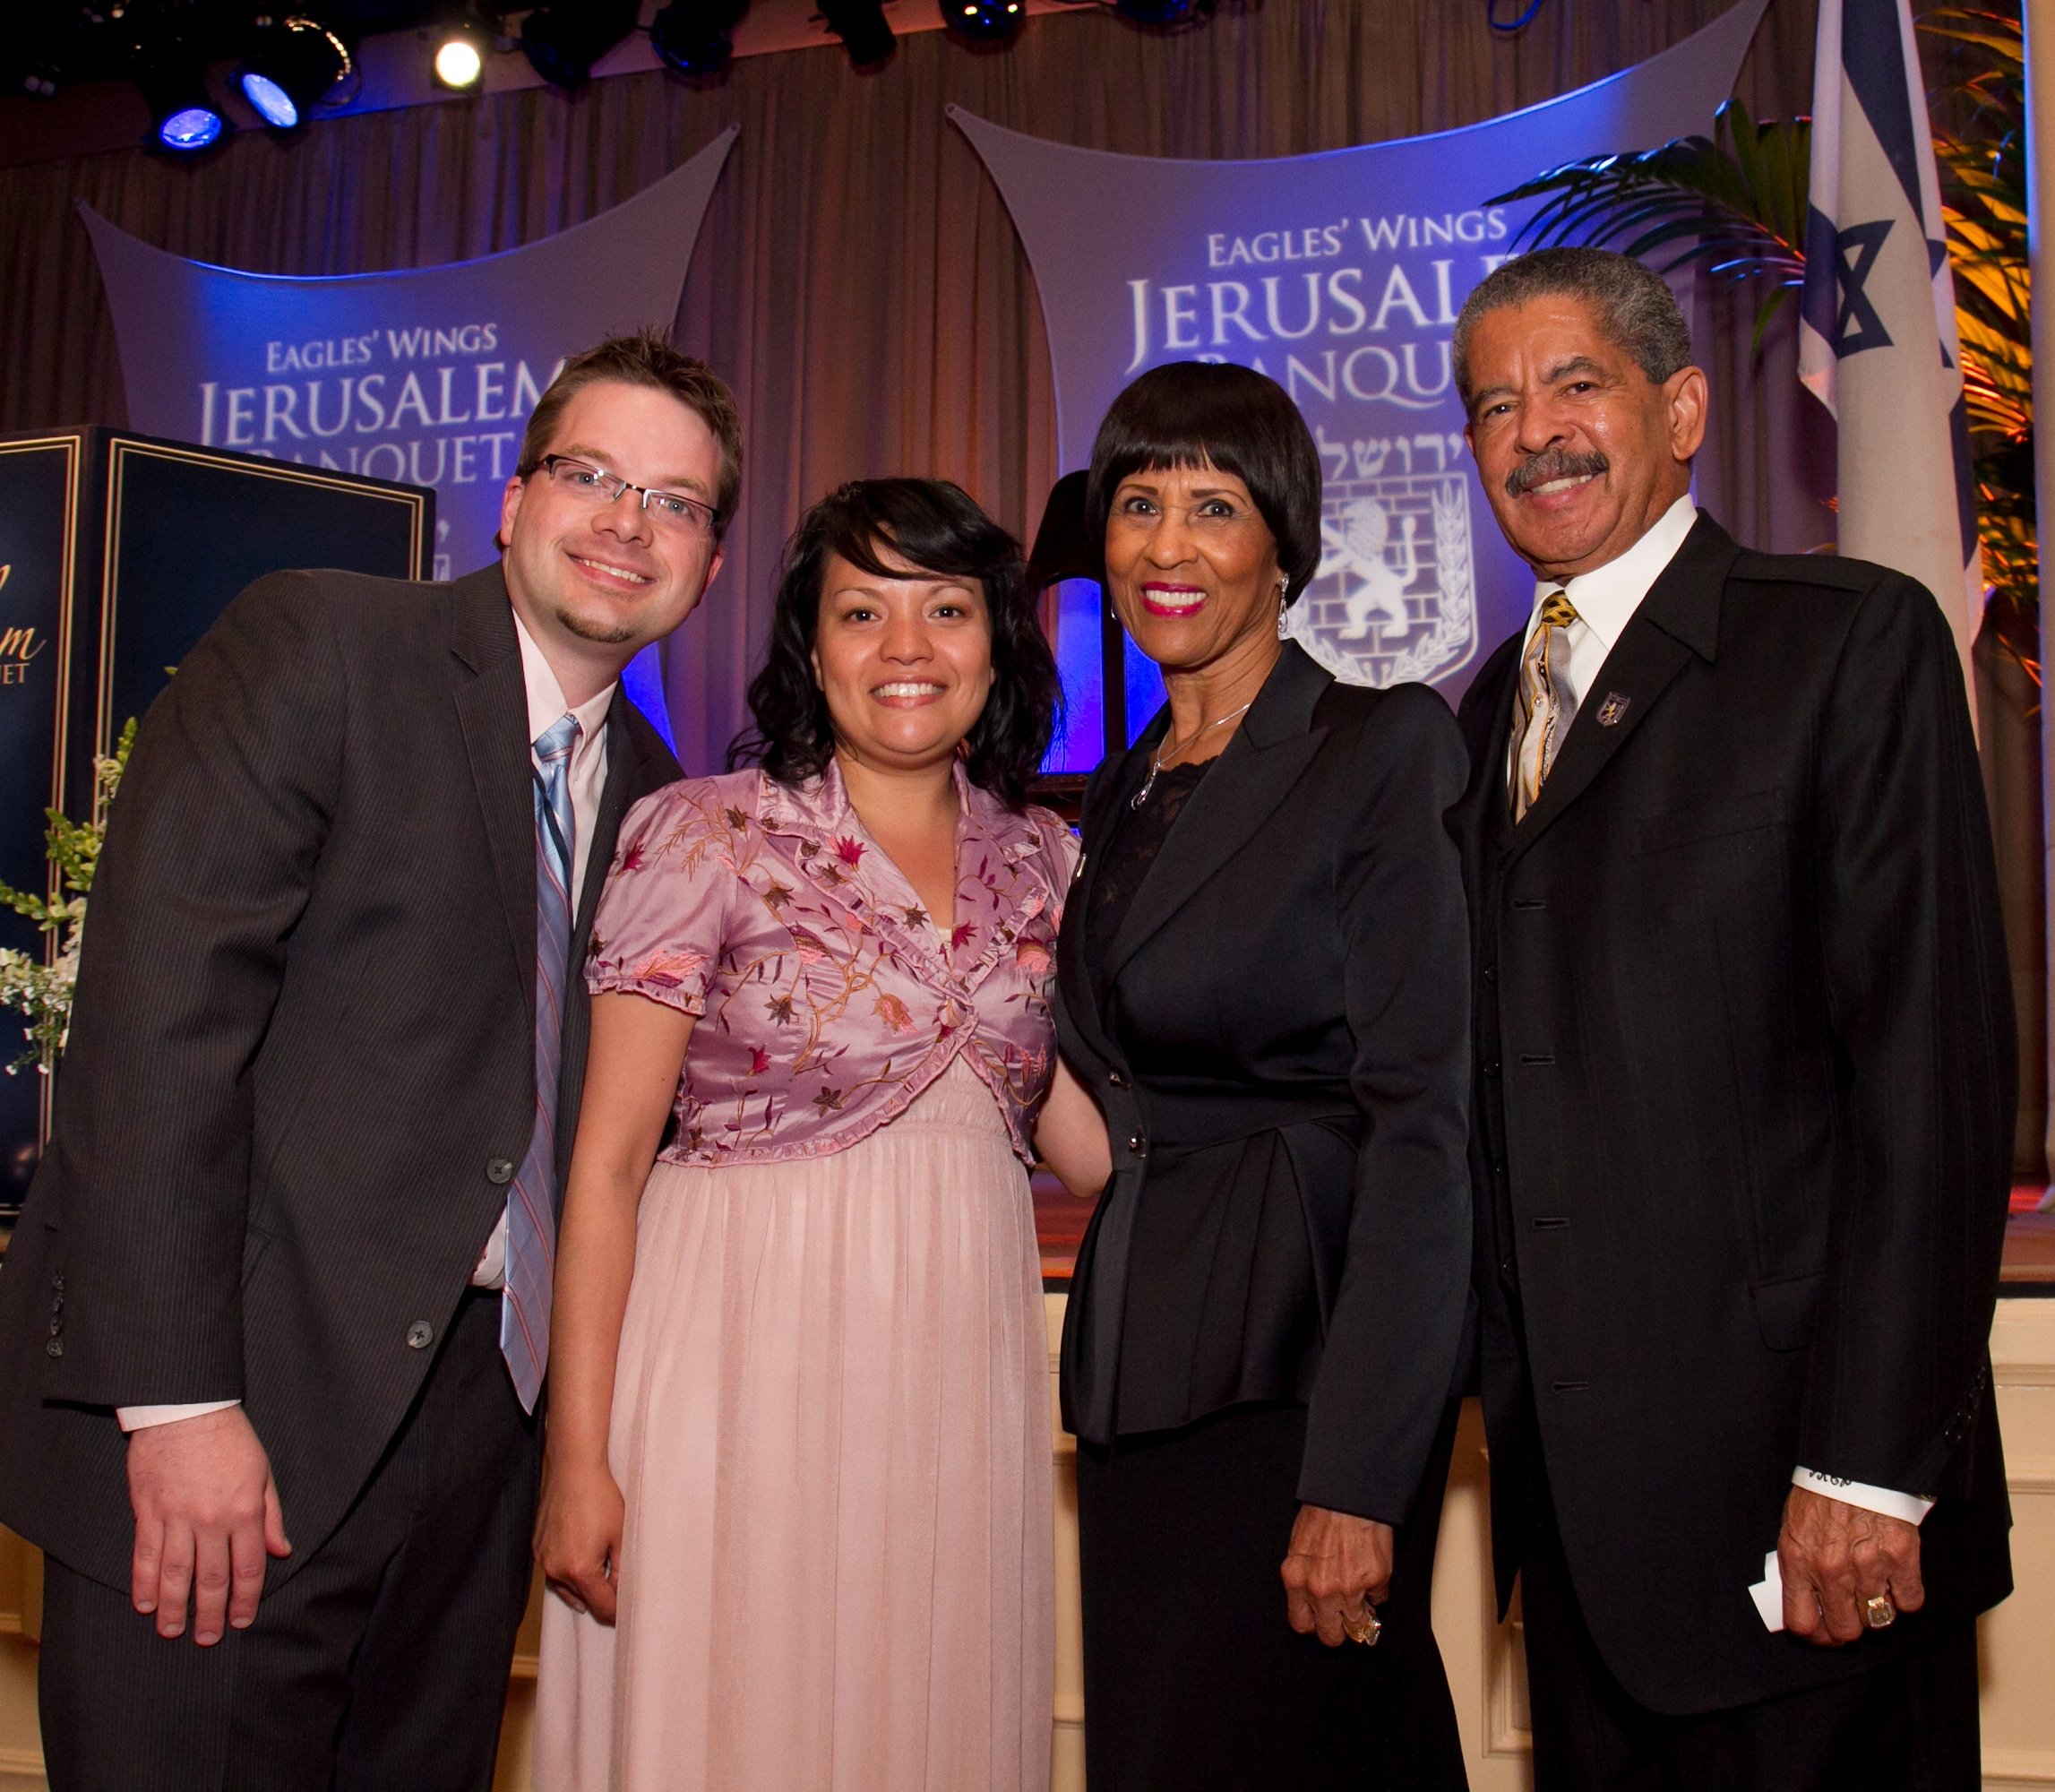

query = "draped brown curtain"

[
  {"left": 0, "top": 0, "right": 1820, "bottom": 776},
  {"left": 15, "top": 0, "right": 2043, "bottom": 1163}
]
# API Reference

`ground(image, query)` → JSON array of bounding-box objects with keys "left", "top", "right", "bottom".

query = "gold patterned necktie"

[{"left": 1510, "top": 590, "right": 1580, "bottom": 823}]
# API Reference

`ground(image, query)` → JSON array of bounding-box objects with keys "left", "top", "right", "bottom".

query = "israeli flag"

[{"left": 1799, "top": 0, "right": 1982, "bottom": 711}]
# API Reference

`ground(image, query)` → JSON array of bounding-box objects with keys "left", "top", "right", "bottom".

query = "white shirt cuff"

[
  {"left": 1792, "top": 1466, "right": 1935, "bottom": 1526},
  {"left": 116, "top": 1400, "right": 241, "bottom": 1433}
]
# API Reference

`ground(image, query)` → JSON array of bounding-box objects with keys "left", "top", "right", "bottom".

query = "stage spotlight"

[
  {"left": 651, "top": 0, "right": 750, "bottom": 77},
  {"left": 237, "top": 17, "right": 353, "bottom": 131},
  {"left": 136, "top": 39, "right": 225, "bottom": 151},
  {"left": 519, "top": 0, "right": 639, "bottom": 90},
  {"left": 821, "top": 0, "right": 895, "bottom": 67},
  {"left": 945, "top": 0, "right": 1021, "bottom": 42},
  {"left": 6, "top": 6, "right": 73, "bottom": 98},
  {"left": 433, "top": 28, "right": 486, "bottom": 90}
]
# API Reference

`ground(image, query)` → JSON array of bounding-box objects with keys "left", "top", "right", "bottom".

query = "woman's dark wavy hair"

[
  {"left": 728, "top": 478, "right": 1060, "bottom": 812},
  {"left": 1085, "top": 361, "right": 1323, "bottom": 605}
]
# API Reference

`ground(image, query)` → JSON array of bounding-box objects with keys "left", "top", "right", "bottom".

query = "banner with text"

[
  {"left": 81, "top": 128, "right": 736, "bottom": 742},
  {"left": 955, "top": 1, "right": 1765, "bottom": 748}
]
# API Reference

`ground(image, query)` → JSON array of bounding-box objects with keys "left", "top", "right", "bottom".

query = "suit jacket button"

[
  {"left": 51, "top": 1272, "right": 64, "bottom": 1292},
  {"left": 1482, "top": 1059, "right": 1501, "bottom": 1078},
  {"left": 1483, "top": 964, "right": 1499, "bottom": 984},
  {"left": 486, "top": 1159, "right": 515, "bottom": 1185},
  {"left": 1128, "top": 1133, "right": 1148, "bottom": 1159},
  {"left": 45, "top": 1339, "right": 62, "bottom": 1358},
  {"left": 406, "top": 1321, "right": 434, "bottom": 1350},
  {"left": 1108, "top": 1071, "right": 1129, "bottom": 1089}
]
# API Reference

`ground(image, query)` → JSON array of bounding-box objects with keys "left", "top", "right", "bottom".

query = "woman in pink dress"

[{"left": 532, "top": 478, "right": 1110, "bottom": 1792}]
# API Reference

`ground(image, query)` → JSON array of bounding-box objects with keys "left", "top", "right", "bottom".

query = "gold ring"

[
  {"left": 1863, "top": 1594, "right": 1896, "bottom": 1630},
  {"left": 1343, "top": 1606, "right": 1382, "bottom": 1647}
]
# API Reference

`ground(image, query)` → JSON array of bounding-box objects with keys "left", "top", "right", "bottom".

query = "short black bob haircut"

[
  {"left": 730, "top": 478, "right": 1061, "bottom": 813},
  {"left": 1084, "top": 361, "right": 1323, "bottom": 607}
]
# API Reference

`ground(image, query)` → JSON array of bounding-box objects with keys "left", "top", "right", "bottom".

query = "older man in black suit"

[
  {"left": 0, "top": 332, "right": 735, "bottom": 1789},
  {"left": 1448, "top": 246, "right": 2013, "bottom": 1789}
]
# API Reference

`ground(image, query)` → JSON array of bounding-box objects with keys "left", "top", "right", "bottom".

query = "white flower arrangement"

[{"left": 0, "top": 720, "right": 135, "bottom": 1075}]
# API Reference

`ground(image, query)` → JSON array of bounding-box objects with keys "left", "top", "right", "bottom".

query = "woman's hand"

[
  {"left": 1034, "top": 1058, "right": 1113, "bottom": 1199},
  {"left": 1282, "top": 1503, "right": 1395, "bottom": 1647},
  {"left": 540, "top": 991, "right": 694, "bottom": 1628},
  {"left": 535, "top": 1451, "right": 627, "bottom": 1624}
]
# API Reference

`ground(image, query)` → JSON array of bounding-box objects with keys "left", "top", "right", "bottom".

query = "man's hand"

[
  {"left": 1282, "top": 1503, "right": 1395, "bottom": 1647},
  {"left": 1777, "top": 1485, "right": 1924, "bottom": 1646},
  {"left": 126, "top": 1407, "right": 290, "bottom": 1644},
  {"left": 535, "top": 1452, "right": 626, "bottom": 1625}
]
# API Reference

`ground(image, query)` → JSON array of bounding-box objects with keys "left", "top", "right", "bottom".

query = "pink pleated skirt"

[{"left": 534, "top": 1056, "right": 1054, "bottom": 1792}]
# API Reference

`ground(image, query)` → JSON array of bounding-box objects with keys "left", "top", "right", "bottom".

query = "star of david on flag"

[{"left": 1798, "top": 0, "right": 1982, "bottom": 716}]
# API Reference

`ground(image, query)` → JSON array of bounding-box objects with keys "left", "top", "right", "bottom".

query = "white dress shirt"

[
  {"left": 1505, "top": 493, "right": 1699, "bottom": 786},
  {"left": 118, "top": 609, "right": 615, "bottom": 1430},
  {"left": 1504, "top": 493, "right": 1931, "bottom": 1529},
  {"left": 468, "top": 613, "right": 615, "bottom": 1289}
]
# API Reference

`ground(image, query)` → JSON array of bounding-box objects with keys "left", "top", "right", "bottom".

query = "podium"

[{"left": 0, "top": 429, "right": 433, "bottom": 1216}]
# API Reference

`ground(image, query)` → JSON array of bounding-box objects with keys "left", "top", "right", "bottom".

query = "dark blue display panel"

[
  {"left": 0, "top": 438, "right": 81, "bottom": 1209},
  {"left": 90, "top": 444, "right": 426, "bottom": 774},
  {"left": 0, "top": 429, "right": 430, "bottom": 1220}
]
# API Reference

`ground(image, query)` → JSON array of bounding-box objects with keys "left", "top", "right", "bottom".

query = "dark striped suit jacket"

[{"left": 0, "top": 560, "right": 679, "bottom": 1590}]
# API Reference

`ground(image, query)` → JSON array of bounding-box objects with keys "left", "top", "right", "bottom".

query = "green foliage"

[
  {"left": 1922, "top": 10, "right": 2037, "bottom": 685},
  {"left": 1492, "top": 99, "right": 1809, "bottom": 352},
  {"left": 0, "top": 719, "right": 135, "bottom": 1075}
]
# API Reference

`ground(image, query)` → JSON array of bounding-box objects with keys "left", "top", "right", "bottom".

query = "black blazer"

[
  {"left": 1056, "top": 641, "right": 1473, "bottom": 1523},
  {"left": 0, "top": 562, "right": 679, "bottom": 1592},
  {"left": 1450, "top": 513, "right": 2015, "bottom": 1714}
]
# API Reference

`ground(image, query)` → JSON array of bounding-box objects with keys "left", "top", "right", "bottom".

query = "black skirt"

[{"left": 1075, "top": 1400, "right": 1469, "bottom": 1792}]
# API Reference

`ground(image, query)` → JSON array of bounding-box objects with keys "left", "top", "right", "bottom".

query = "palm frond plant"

[
  {"left": 1923, "top": 8, "right": 2034, "bottom": 685},
  {"left": 1493, "top": 99, "right": 1808, "bottom": 353},
  {"left": 1488, "top": 12, "right": 2035, "bottom": 687}
]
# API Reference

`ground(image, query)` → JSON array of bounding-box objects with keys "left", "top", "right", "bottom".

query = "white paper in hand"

[{"left": 1749, "top": 1551, "right": 1785, "bottom": 1633}]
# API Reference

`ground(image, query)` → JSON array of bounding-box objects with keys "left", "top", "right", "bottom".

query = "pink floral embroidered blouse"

[{"left": 586, "top": 762, "right": 1079, "bottom": 1168}]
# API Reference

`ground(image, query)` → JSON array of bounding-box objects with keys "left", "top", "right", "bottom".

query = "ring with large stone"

[
  {"left": 1862, "top": 1594, "right": 1896, "bottom": 1630},
  {"left": 1343, "top": 1606, "right": 1383, "bottom": 1647}
]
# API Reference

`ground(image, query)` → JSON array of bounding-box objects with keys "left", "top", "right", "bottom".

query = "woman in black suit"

[{"left": 1058, "top": 361, "right": 1473, "bottom": 1789}]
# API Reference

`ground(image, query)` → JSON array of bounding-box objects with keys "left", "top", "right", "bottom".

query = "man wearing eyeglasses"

[{"left": 0, "top": 332, "right": 738, "bottom": 1790}]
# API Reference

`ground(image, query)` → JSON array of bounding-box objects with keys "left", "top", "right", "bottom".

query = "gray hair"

[{"left": 1452, "top": 246, "right": 1694, "bottom": 410}]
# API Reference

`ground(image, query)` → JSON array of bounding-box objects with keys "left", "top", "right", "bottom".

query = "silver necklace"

[{"left": 1131, "top": 700, "right": 1255, "bottom": 809}]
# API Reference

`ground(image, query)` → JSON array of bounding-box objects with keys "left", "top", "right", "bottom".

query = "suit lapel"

[
  {"left": 1059, "top": 735, "right": 1153, "bottom": 1072},
  {"left": 449, "top": 563, "right": 537, "bottom": 1015},
  {"left": 1070, "top": 730, "right": 1154, "bottom": 940},
  {"left": 1503, "top": 513, "right": 1737, "bottom": 863},
  {"left": 1102, "top": 642, "right": 1330, "bottom": 986},
  {"left": 1454, "top": 633, "right": 1523, "bottom": 857}
]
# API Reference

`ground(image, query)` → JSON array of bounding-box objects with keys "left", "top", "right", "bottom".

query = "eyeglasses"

[{"left": 536, "top": 454, "right": 721, "bottom": 538}]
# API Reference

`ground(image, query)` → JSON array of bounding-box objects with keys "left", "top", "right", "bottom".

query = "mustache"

[{"left": 1506, "top": 447, "right": 1609, "bottom": 498}]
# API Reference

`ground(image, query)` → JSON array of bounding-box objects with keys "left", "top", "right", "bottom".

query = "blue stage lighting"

[
  {"left": 946, "top": 0, "right": 1021, "bottom": 43},
  {"left": 135, "top": 30, "right": 226, "bottom": 153},
  {"left": 240, "top": 74, "right": 296, "bottom": 127},
  {"left": 236, "top": 18, "right": 353, "bottom": 133},
  {"left": 158, "top": 104, "right": 223, "bottom": 150}
]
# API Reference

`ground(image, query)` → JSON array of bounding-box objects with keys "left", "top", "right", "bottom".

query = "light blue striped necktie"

[{"left": 503, "top": 711, "right": 580, "bottom": 1411}]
